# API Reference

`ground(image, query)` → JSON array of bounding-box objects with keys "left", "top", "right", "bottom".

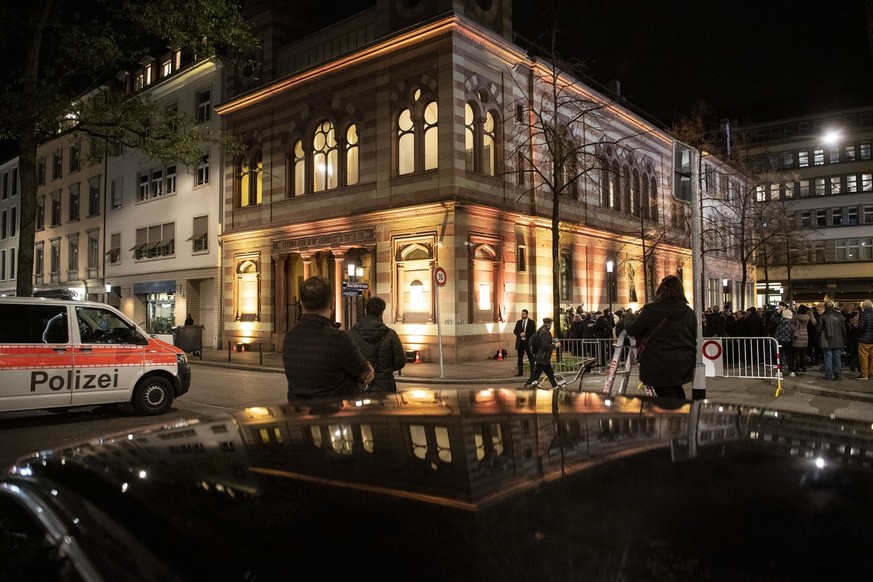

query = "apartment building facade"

[
  {"left": 739, "top": 104, "right": 873, "bottom": 306},
  {"left": 104, "top": 54, "right": 225, "bottom": 347},
  {"left": 0, "top": 157, "right": 19, "bottom": 296}
]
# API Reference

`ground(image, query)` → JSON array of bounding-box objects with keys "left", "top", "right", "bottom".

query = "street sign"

[
  {"left": 343, "top": 282, "right": 369, "bottom": 290},
  {"left": 434, "top": 266, "right": 447, "bottom": 287}
]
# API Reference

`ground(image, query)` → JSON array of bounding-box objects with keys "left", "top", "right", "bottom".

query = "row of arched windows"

[
  {"left": 234, "top": 85, "right": 502, "bottom": 208},
  {"left": 600, "top": 157, "right": 660, "bottom": 222}
]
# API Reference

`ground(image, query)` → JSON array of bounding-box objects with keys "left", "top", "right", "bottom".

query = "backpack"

[{"left": 529, "top": 329, "right": 543, "bottom": 354}]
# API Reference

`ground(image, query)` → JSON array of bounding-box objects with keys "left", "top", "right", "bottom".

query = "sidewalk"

[{"left": 189, "top": 346, "right": 873, "bottom": 405}]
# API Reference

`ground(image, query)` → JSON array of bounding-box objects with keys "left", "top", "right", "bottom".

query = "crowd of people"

[
  {"left": 280, "top": 275, "right": 872, "bottom": 404},
  {"left": 559, "top": 297, "right": 873, "bottom": 382},
  {"left": 701, "top": 300, "right": 873, "bottom": 381}
]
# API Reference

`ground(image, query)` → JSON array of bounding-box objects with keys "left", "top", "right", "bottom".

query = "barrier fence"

[{"left": 553, "top": 336, "right": 781, "bottom": 380}]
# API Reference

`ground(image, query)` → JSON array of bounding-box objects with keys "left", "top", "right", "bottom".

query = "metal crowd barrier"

[
  {"left": 555, "top": 338, "right": 624, "bottom": 374},
  {"left": 717, "top": 336, "right": 780, "bottom": 379},
  {"left": 556, "top": 336, "right": 781, "bottom": 380}
]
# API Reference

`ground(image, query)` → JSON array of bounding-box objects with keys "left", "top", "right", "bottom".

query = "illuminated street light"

[{"left": 822, "top": 129, "right": 841, "bottom": 145}]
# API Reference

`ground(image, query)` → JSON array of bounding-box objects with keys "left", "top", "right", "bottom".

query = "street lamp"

[{"left": 606, "top": 260, "right": 614, "bottom": 315}]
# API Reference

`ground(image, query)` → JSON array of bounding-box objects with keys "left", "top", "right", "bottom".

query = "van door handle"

[
  {"left": 77, "top": 346, "right": 93, "bottom": 352},
  {"left": 52, "top": 347, "right": 68, "bottom": 353}
]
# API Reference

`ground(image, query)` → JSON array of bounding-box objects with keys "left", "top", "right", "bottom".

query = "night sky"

[{"left": 513, "top": 0, "right": 873, "bottom": 122}]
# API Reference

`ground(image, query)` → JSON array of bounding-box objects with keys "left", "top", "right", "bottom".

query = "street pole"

[
  {"left": 689, "top": 146, "right": 706, "bottom": 400},
  {"left": 606, "top": 260, "right": 614, "bottom": 316}
]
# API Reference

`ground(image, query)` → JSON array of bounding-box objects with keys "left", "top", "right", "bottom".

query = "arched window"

[
  {"left": 395, "top": 241, "right": 435, "bottom": 324},
  {"left": 631, "top": 168, "right": 640, "bottom": 216},
  {"left": 346, "top": 124, "right": 359, "bottom": 185},
  {"left": 621, "top": 165, "right": 631, "bottom": 215},
  {"left": 312, "top": 120, "right": 338, "bottom": 192},
  {"left": 640, "top": 174, "right": 650, "bottom": 219},
  {"left": 610, "top": 161, "right": 620, "bottom": 210},
  {"left": 237, "top": 152, "right": 262, "bottom": 207},
  {"left": 470, "top": 242, "right": 500, "bottom": 323},
  {"left": 464, "top": 101, "right": 499, "bottom": 176},
  {"left": 396, "top": 88, "right": 438, "bottom": 175},
  {"left": 649, "top": 177, "right": 659, "bottom": 222}
]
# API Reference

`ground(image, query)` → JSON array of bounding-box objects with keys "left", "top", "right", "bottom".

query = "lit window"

[
  {"left": 478, "top": 283, "right": 491, "bottom": 310},
  {"left": 238, "top": 152, "right": 262, "bottom": 207},
  {"left": 312, "top": 121, "right": 337, "bottom": 192},
  {"left": 396, "top": 90, "right": 438, "bottom": 175},
  {"left": 464, "top": 102, "right": 498, "bottom": 176},
  {"left": 397, "top": 108, "right": 415, "bottom": 175},
  {"left": 798, "top": 150, "right": 809, "bottom": 167},
  {"left": 409, "top": 280, "right": 424, "bottom": 310},
  {"left": 346, "top": 125, "right": 359, "bottom": 185},
  {"left": 423, "top": 102, "right": 438, "bottom": 170},
  {"left": 235, "top": 257, "right": 260, "bottom": 322},
  {"left": 293, "top": 140, "right": 306, "bottom": 196}
]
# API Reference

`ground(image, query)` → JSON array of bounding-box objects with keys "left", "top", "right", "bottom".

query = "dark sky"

[{"left": 513, "top": 0, "right": 873, "bottom": 122}]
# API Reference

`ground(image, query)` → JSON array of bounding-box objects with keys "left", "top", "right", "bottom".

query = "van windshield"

[{"left": 75, "top": 306, "right": 146, "bottom": 345}]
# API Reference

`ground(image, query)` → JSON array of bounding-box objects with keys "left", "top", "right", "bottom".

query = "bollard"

[
  {"left": 227, "top": 340, "right": 232, "bottom": 363},
  {"left": 259, "top": 342, "right": 263, "bottom": 366}
]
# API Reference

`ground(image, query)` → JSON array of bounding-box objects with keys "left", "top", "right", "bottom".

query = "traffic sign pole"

[{"left": 434, "top": 267, "right": 445, "bottom": 378}]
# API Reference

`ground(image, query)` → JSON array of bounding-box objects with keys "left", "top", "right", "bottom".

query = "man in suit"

[{"left": 513, "top": 309, "right": 536, "bottom": 376}]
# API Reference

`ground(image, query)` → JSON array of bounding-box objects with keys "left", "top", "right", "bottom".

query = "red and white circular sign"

[
  {"left": 702, "top": 340, "right": 723, "bottom": 360},
  {"left": 434, "top": 266, "right": 447, "bottom": 287}
]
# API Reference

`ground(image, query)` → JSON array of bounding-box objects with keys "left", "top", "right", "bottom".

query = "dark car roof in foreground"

[{"left": 4, "top": 389, "right": 873, "bottom": 581}]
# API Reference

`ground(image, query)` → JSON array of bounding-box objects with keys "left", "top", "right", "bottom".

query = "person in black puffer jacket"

[
  {"left": 625, "top": 275, "right": 697, "bottom": 399},
  {"left": 349, "top": 296, "right": 406, "bottom": 392}
]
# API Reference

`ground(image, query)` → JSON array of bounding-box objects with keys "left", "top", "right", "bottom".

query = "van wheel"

[{"left": 133, "top": 376, "right": 174, "bottom": 415}]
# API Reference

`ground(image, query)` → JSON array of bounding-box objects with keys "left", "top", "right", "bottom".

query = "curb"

[{"left": 188, "top": 358, "right": 873, "bottom": 398}]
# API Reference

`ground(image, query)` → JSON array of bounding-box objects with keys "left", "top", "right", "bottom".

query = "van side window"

[
  {"left": 0, "top": 305, "right": 68, "bottom": 343},
  {"left": 75, "top": 306, "right": 140, "bottom": 344}
]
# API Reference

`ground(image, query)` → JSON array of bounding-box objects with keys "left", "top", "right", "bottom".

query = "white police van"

[{"left": 0, "top": 296, "right": 191, "bottom": 415}]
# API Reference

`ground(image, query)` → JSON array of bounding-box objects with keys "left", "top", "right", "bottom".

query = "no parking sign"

[{"left": 702, "top": 339, "right": 724, "bottom": 377}]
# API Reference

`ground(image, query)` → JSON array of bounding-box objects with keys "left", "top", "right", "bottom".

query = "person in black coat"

[
  {"left": 349, "top": 296, "right": 406, "bottom": 392},
  {"left": 625, "top": 275, "right": 697, "bottom": 399},
  {"left": 513, "top": 309, "right": 536, "bottom": 376},
  {"left": 736, "top": 306, "right": 764, "bottom": 337}
]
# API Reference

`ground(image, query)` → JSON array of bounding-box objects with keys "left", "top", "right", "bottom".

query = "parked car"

[
  {"left": 0, "top": 296, "right": 190, "bottom": 415},
  {"left": 2, "top": 388, "right": 872, "bottom": 580}
]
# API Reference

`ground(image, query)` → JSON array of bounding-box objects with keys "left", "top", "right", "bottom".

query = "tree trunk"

[{"left": 16, "top": 1, "right": 53, "bottom": 297}]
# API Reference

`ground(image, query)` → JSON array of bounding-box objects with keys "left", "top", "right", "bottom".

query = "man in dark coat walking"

[
  {"left": 349, "top": 296, "right": 406, "bottom": 392},
  {"left": 513, "top": 309, "right": 536, "bottom": 376},
  {"left": 523, "top": 317, "right": 558, "bottom": 388}
]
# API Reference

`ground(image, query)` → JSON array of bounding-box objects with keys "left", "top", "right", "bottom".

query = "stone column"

[
  {"left": 332, "top": 250, "right": 346, "bottom": 328},
  {"left": 301, "top": 253, "right": 313, "bottom": 280}
]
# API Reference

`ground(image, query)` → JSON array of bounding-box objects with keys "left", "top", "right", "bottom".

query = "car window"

[
  {"left": 75, "top": 307, "right": 142, "bottom": 345},
  {"left": 0, "top": 304, "right": 68, "bottom": 344}
]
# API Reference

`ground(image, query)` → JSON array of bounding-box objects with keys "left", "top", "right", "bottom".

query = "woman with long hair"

[{"left": 625, "top": 275, "right": 697, "bottom": 399}]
